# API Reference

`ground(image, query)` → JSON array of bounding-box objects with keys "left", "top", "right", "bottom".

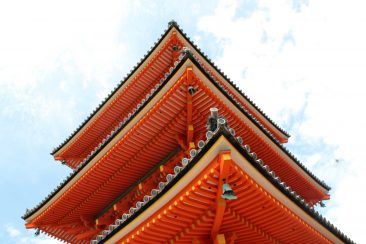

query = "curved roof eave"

[
  {"left": 51, "top": 20, "right": 290, "bottom": 159},
  {"left": 23, "top": 51, "right": 329, "bottom": 222},
  {"left": 95, "top": 124, "right": 352, "bottom": 244}
]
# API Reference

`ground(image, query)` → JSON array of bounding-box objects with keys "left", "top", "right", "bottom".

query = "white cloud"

[
  {"left": 4, "top": 225, "right": 61, "bottom": 244},
  {"left": 198, "top": 0, "right": 366, "bottom": 242},
  {"left": 18, "top": 236, "right": 62, "bottom": 244},
  {"left": 0, "top": 0, "right": 135, "bottom": 149},
  {"left": 0, "top": 0, "right": 130, "bottom": 119},
  {"left": 6, "top": 225, "right": 21, "bottom": 238},
  {"left": 0, "top": 2, "right": 133, "bottom": 241},
  {"left": 1, "top": 0, "right": 364, "bottom": 243}
]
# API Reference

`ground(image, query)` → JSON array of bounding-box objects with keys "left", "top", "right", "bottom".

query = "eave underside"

[
  {"left": 53, "top": 30, "right": 183, "bottom": 168},
  {"left": 25, "top": 61, "right": 329, "bottom": 241},
  {"left": 53, "top": 24, "right": 290, "bottom": 169},
  {"left": 104, "top": 143, "right": 338, "bottom": 244}
]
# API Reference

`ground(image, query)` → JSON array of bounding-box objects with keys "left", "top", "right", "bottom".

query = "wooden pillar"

[
  {"left": 186, "top": 66, "right": 194, "bottom": 149},
  {"left": 211, "top": 151, "right": 232, "bottom": 242}
]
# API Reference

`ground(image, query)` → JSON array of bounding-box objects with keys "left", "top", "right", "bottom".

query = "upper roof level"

[{"left": 52, "top": 21, "right": 290, "bottom": 169}]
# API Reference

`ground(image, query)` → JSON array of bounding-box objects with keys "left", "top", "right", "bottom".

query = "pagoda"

[{"left": 23, "top": 21, "right": 353, "bottom": 243}]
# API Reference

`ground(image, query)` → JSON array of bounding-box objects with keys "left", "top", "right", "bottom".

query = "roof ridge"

[
  {"left": 52, "top": 20, "right": 290, "bottom": 157},
  {"left": 187, "top": 53, "right": 330, "bottom": 190},
  {"left": 24, "top": 49, "right": 329, "bottom": 219},
  {"left": 92, "top": 116, "right": 353, "bottom": 244},
  {"left": 22, "top": 50, "right": 190, "bottom": 220},
  {"left": 170, "top": 21, "right": 290, "bottom": 138},
  {"left": 51, "top": 22, "right": 178, "bottom": 156}
]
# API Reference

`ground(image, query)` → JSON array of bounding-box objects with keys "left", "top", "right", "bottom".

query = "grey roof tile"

[{"left": 92, "top": 116, "right": 353, "bottom": 244}]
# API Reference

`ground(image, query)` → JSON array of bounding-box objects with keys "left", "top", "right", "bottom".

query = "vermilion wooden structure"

[{"left": 23, "top": 21, "right": 353, "bottom": 243}]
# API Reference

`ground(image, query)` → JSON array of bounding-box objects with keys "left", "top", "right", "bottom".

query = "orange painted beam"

[
  {"left": 186, "top": 67, "right": 194, "bottom": 147},
  {"left": 25, "top": 223, "right": 36, "bottom": 229},
  {"left": 211, "top": 151, "right": 232, "bottom": 240},
  {"left": 175, "top": 133, "right": 187, "bottom": 151},
  {"left": 211, "top": 198, "right": 226, "bottom": 239},
  {"left": 218, "top": 152, "right": 232, "bottom": 186}
]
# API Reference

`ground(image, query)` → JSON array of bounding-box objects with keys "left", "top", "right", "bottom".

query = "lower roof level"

[{"left": 98, "top": 128, "right": 351, "bottom": 244}]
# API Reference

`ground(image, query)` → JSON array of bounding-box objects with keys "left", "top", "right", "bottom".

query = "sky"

[{"left": 0, "top": 0, "right": 365, "bottom": 243}]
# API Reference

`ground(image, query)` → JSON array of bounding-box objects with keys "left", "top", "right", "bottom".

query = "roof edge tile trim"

[
  {"left": 52, "top": 20, "right": 289, "bottom": 156},
  {"left": 22, "top": 52, "right": 189, "bottom": 220},
  {"left": 170, "top": 21, "right": 290, "bottom": 138},
  {"left": 51, "top": 22, "right": 177, "bottom": 156},
  {"left": 23, "top": 50, "right": 329, "bottom": 220},
  {"left": 93, "top": 118, "right": 353, "bottom": 244},
  {"left": 95, "top": 147, "right": 181, "bottom": 219},
  {"left": 188, "top": 53, "right": 330, "bottom": 191}
]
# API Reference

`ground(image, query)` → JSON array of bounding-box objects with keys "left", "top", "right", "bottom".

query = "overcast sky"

[{"left": 0, "top": 0, "right": 365, "bottom": 243}]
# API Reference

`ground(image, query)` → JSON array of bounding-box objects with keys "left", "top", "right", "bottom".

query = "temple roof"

[
  {"left": 92, "top": 122, "right": 352, "bottom": 244},
  {"left": 23, "top": 50, "right": 330, "bottom": 223},
  {"left": 51, "top": 21, "right": 290, "bottom": 165}
]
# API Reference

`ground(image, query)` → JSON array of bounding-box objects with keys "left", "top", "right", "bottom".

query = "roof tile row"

[
  {"left": 92, "top": 116, "right": 353, "bottom": 244},
  {"left": 52, "top": 20, "right": 290, "bottom": 157},
  {"left": 190, "top": 52, "right": 330, "bottom": 190},
  {"left": 24, "top": 49, "right": 329, "bottom": 220},
  {"left": 22, "top": 49, "right": 187, "bottom": 220}
]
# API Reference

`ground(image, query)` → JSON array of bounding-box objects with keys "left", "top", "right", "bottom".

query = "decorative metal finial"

[
  {"left": 168, "top": 20, "right": 177, "bottom": 27},
  {"left": 207, "top": 108, "right": 218, "bottom": 132}
]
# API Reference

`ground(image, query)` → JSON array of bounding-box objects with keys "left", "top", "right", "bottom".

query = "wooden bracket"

[
  {"left": 175, "top": 133, "right": 187, "bottom": 151},
  {"left": 95, "top": 214, "right": 113, "bottom": 227},
  {"left": 114, "top": 199, "right": 129, "bottom": 214}
]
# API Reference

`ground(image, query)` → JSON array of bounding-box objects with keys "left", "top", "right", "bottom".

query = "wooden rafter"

[
  {"left": 170, "top": 209, "right": 214, "bottom": 242},
  {"left": 55, "top": 31, "right": 181, "bottom": 167},
  {"left": 226, "top": 206, "right": 280, "bottom": 243}
]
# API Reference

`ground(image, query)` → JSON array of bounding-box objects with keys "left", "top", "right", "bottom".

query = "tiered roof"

[
  {"left": 23, "top": 21, "right": 352, "bottom": 243},
  {"left": 93, "top": 122, "right": 353, "bottom": 243},
  {"left": 51, "top": 21, "right": 290, "bottom": 169}
]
